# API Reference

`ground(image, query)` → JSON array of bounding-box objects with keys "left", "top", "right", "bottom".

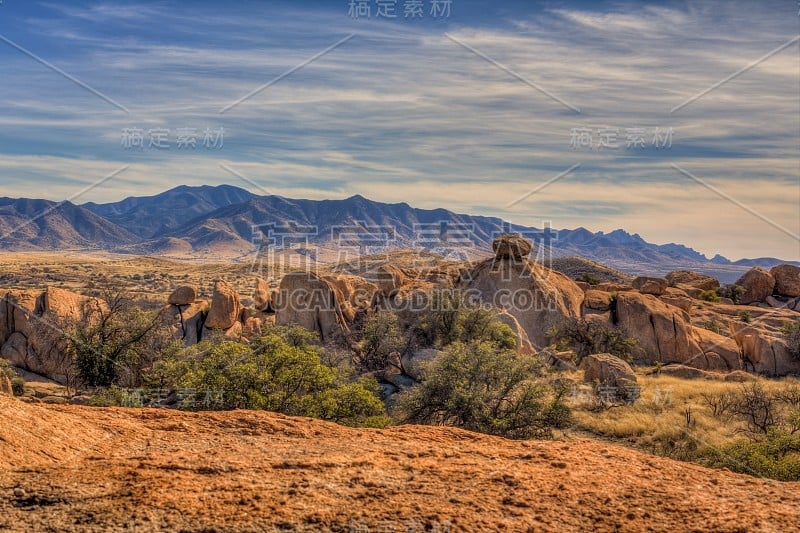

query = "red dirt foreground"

[{"left": 1, "top": 397, "right": 798, "bottom": 533}]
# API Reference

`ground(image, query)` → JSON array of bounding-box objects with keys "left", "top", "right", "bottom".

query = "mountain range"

[{"left": 1, "top": 185, "right": 796, "bottom": 283}]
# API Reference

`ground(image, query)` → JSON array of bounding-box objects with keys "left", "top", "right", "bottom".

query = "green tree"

[
  {"left": 547, "top": 318, "right": 638, "bottom": 362},
  {"left": 396, "top": 341, "right": 571, "bottom": 439}
]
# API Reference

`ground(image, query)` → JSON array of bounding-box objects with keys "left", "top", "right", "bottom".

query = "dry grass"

[{"left": 569, "top": 370, "right": 800, "bottom": 458}]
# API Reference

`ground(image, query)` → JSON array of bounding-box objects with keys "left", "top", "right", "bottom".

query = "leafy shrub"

[
  {"left": 89, "top": 385, "right": 144, "bottom": 407},
  {"left": 356, "top": 311, "right": 404, "bottom": 371},
  {"left": 717, "top": 284, "right": 746, "bottom": 304},
  {"left": 702, "top": 429, "right": 800, "bottom": 481},
  {"left": 578, "top": 273, "right": 600, "bottom": 285},
  {"left": 781, "top": 319, "right": 800, "bottom": 360},
  {"left": 395, "top": 341, "right": 571, "bottom": 439},
  {"left": 701, "top": 319, "right": 722, "bottom": 335},
  {"left": 56, "top": 290, "right": 174, "bottom": 389},
  {"left": 151, "top": 329, "right": 388, "bottom": 428},
  {"left": 11, "top": 377, "right": 25, "bottom": 397},
  {"left": 698, "top": 290, "right": 720, "bottom": 303},
  {"left": 409, "top": 290, "right": 516, "bottom": 351},
  {"left": 546, "top": 318, "right": 638, "bottom": 362},
  {"left": 737, "top": 310, "right": 752, "bottom": 323}
]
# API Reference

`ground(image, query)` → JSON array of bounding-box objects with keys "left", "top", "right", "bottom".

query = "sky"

[{"left": 0, "top": 0, "right": 798, "bottom": 261}]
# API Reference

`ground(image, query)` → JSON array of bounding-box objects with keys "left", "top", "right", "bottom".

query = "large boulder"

[
  {"left": 770, "top": 264, "right": 800, "bottom": 298},
  {"left": 632, "top": 277, "right": 667, "bottom": 296},
  {"left": 690, "top": 327, "right": 742, "bottom": 371},
  {"left": 36, "top": 287, "right": 100, "bottom": 322},
  {"left": 730, "top": 322, "right": 800, "bottom": 376},
  {"left": 665, "top": 271, "right": 720, "bottom": 292},
  {"left": 275, "top": 272, "right": 350, "bottom": 343},
  {"left": 658, "top": 287, "right": 694, "bottom": 313},
  {"left": 1, "top": 332, "right": 30, "bottom": 370},
  {"left": 205, "top": 280, "right": 241, "bottom": 330},
  {"left": 735, "top": 267, "right": 776, "bottom": 305},
  {"left": 457, "top": 256, "right": 584, "bottom": 348},
  {"left": 492, "top": 234, "right": 532, "bottom": 260},
  {"left": 580, "top": 353, "right": 637, "bottom": 389},
  {"left": 164, "top": 300, "right": 208, "bottom": 345},
  {"left": 584, "top": 290, "right": 612, "bottom": 311},
  {"left": 168, "top": 285, "right": 197, "bottom": 306},
  {"left": 614, "top": 292, "right": 702, "bottom": 365}
]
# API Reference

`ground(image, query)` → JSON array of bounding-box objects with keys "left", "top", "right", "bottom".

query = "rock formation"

[
  {"left": 770, "top": 264, "right": 800, "bottom": 298},
  {"left": 735, "top": 267, "right": 775, "bottom": 305}
]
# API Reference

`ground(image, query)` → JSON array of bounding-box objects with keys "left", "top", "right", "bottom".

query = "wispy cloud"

[{"left": 0, "top": 0, "right": 796, "bottom": 260}]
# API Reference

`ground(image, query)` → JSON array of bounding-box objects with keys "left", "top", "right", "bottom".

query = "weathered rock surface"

[
  {"left": 691, "top": 327, "right": 742, "bottom": 371},
  {"left": 492, "top": 234, "right": 532, "bottom": 260},
  {"left": 253, "top": 278, "right": 272, "bottom": 311},
  {"left": 730, "top": 322, "right": 800, "bottom": 376},
  {"left": 168, "top": 285, "right": 197, "bottom": 306},
  {"left": 275, "top": 272, "right": 349, "bottom": 343},
  {"left": 580, "top": 353, "right": 637, "bottom": 388},
  {"left": 584, "top": 290, "right": 612, "bottom": 311},
  {"left": 0, "top": 374, "right": 12, "bottom": 396},
  {"left": 2, "top": 396, "right": 799, "bottom": 532},
  {"left": 614, "top": 292, "right": 702, "bottom": 365},
  {"left": 735, "top": 267, "right": 775, "bottom": 305},
  {"left": 495, "top": 310, "right": 536, "bottom": 354},
  {"left": 205, "top": 280, "right": 241, "bottom": 330},
  {"left": 771, "top": 264, "right": 800, "bottom": 297},
  {"left": 457, "top": 254, "right": 583, "bottom": 348},
  {"left": 632, "top": 276, "right": 667, "bottom": 296},
  {"left": 665, "top": 271, "right": 720, "bottom": 292}
]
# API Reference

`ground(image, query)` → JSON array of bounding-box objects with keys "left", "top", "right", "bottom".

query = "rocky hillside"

[{"left": 0, "top": 396, "right": 798, "bottom": 532}]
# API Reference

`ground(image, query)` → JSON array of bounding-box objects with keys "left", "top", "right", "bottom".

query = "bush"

[
  {"left": 701, "top": 319, "right": 722, "bottom": 335},
  {"left": 702, "top": 429, "right": 800, "bottom": 481},
  {"left": 546, "top": 318, "right": 637, "bottom": 362},
  {"left": 56, "top": 289, "right": 174, "bottom": 389},
  {"left": 395, "top": 341, "right": 571, "bottom": 439},
  {"left": 150, "top": 330, "right": 388, "bottom": 428},
  {"left": 717, "top": 284, "right": 746, "bottom": 304},
  {"left": 11, "top": 377, "right": 25, "bottom": 397},
  {"left": 357, "top": 311, "right": 404, "bottom": 371},
  {"left": 578, "top": 273, "right": 600, "bottom": 286},
  {"left": 781, "top": 319, "right": 800, "bottom": 360},
  {"left": 737, "top": 310, "right": 752, "bottom": 323},
  {"left": 409, "top": 290, "right": 516, "bottom": 351},
  {"left": 698, "top": 290, "right": 720, "bottom": 303}
]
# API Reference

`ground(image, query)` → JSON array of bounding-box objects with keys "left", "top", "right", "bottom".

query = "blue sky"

[{"left": 0, "top": 0, "right": 798, "bottom": 260}]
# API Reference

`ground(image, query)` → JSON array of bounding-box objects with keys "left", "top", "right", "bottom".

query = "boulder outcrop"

[
  {"left": 730, "top": 322, "right": 800, "bottom": 376},
  {"left": 205, "top": 280, "right": 241, "bottom": 330},
  {"left": 735, "top": 267, "right": 775, "bottom": 305},
  {"left": 167, "top": 285, "right": 197, "bottom": 306},
  {"left": 275, "top": 272, "right": 350, "bottom": 343},
  {"left": 492, "top": 234, "right": 532, "bottom": 260},
  {"left": 770, "top": 264, "right": 800, "bottom": 298},
  {"left": 457, "top": 249, "right": 584, "bottom": 348},
  {"left": 614, "top": 292, "right": 702, "bottom": 365},
  {"left": 665, "top": 271, "right": 720, "bottom": 292},
  {"left": 580, "top": 353, "right": 637, "bottom": 389},
  {"left": 632, "top": 277, "right": 667, "bottom": 296}
]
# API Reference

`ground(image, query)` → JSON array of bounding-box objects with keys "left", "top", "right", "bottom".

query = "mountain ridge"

[{"left": 0, "top": 185, "right": 795, "bottom": 283}]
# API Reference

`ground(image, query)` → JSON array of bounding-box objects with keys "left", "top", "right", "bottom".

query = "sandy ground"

[{"left": 0, "top": 396, "right": 798, "bottom": 532}]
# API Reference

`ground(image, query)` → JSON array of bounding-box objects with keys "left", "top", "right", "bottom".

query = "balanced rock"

[
  {"left": 168, "top": 285, "right": 197, "bottom": 305},
  {"left": 632, "top": 276, "right": 667, "bottom": 296},
  {"left": 457, "top": 258, "right": 583, "bottom": 348},
  {"left": 735, "top": 267, "right": 776, "bottom": 305},
  {"left": 770, "top": 264, "right": 800, "bottom": 298},
  {"left": 492, "top": 234, "right": 532, "bottom": 260},
  {"left": 205, "top": 280, "right": 241, "bottom": 330}
]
